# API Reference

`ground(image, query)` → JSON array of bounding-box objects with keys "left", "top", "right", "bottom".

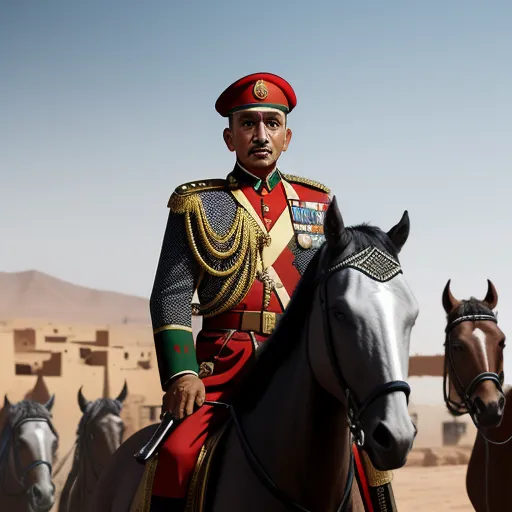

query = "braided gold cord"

[
  {"left": 169, "top": 191, "right": 265, "bottom": 318},
  {"left": 185, "top": 212, "right": 248, "bottom": 277},
  {"left": 198, "top": 216, "right": 261, "bottom": 317},
  {"left": 197, "top": 201, "right": 242, "bottom": 242},
  {"left": 195, "top": 212, "right": 244, "bottom": 260},
  {"left": 198, "top": 248, "right": 256, "bottom": 317},
  {"left": 171, "top": 193, "right": 240, "bottom": 244}
]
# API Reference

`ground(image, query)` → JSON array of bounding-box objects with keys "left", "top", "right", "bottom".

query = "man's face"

[{"left": 223, "top": 110, "right": 292, "bottom": 176}]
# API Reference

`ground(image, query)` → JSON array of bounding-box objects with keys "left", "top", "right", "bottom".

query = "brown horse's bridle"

[
  {"left": 444, "top": 312, "right": 512, "bottom": 512},
  {"left": 443, "top": 313, "right": 504, "bottom": 420}
]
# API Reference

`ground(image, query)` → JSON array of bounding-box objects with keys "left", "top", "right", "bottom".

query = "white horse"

[
  {"left": 0, "top": 395, "right": 58, "bottom": 512},
  {"left": 93, "top": 197, "right": 419, "bottom": 511}
]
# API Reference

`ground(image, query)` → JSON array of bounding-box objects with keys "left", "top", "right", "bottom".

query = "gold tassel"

[{"left": 361, "top": 450, "right": 393, "bottom": 487}]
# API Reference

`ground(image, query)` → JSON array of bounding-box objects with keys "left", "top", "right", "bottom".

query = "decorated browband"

[{"left": 329, "top": 246, "right": 402, "bottom": 282}]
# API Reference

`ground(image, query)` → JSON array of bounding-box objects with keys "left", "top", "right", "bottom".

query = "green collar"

[{"left": 228, "top": 162, "right": 282, "bottom": 193}]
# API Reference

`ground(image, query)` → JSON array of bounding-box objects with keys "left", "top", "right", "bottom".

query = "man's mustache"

[{"left": 249, "top": 145, "right": 271, "bottom": 155}]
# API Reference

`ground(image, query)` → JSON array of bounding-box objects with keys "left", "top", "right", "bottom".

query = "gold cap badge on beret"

[{"left": 253, "top": 80, "right": 269, "bottom": 100}]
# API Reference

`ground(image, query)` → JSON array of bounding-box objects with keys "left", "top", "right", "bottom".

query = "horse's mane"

[
  {"left": 7, "top": 400, "right": 54, "bottom": 429},
  {"left": 447, "top": 297, "right": 495, "bottom": 325},
  {"left": 234, "top": 222, "right": 399, "bottom": 413},
  {"left": 345, "top": 223, "right": 400, "bottom": 260}
]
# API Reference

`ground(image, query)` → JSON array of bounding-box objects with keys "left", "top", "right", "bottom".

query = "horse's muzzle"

[{"left": 28, "top": 482, "right": 55, "bottom": 512}]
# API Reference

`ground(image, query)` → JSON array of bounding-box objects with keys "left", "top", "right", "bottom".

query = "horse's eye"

[
  {"left": 334, "top": 311, "right": 348, "bottom": 322},
  {"left": 451, "top": 344, "right": 465, "bottom": 353},
  {"left": 334, "top": 310, "right": 356, "bottom": 327},
  {"left": 499, "top": 339, "right": 506, "bottom": 349}
]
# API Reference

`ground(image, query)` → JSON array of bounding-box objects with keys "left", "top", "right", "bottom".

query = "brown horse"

[
  {"left": 442, "top": 279, "right": 510, "bottom": 511},
  {"left": 0, "top": 395, "right": 58, "bottom": 512},
  {"left": 58, "top": 381, "right": 128, "bottom": 512},
  {"left": 92, "top": 198, "right": 419, "bottom": 512}
]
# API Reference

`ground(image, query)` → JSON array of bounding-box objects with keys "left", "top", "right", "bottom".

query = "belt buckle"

[
  {"left": 241, "top": 312, "right": 260, "bottom": 332},
  {"left": 262, "top": 312, "right": 276, "bottom": 335}
]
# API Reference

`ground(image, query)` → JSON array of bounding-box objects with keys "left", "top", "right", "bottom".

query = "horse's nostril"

[
  {"left": 32, "top": 484, "right": 43, "bottom": 501},
  {"left": 499, "top": 396, "right": 505, "bottom": 409},
  {"left": 372, "top": 422, "right": 392, "bottom": 450},
  {"left": 473, "top": 396, "right": 486, "bottom": 416}
]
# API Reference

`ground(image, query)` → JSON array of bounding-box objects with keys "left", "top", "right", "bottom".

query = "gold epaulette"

[
  {"left": 282, "top": 173, "right": 330, "bottom": 194},
  {"left": 168, "top": 179, "right": 227, "bottom": 212},
  {"left": 169, "top": 179, "right": 226, "bottom": 201}
]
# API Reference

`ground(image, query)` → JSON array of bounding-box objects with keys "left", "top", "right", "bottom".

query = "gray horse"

[
  {"left": 92, "top": 196, "right": 419, "bottom": 512},
  {"left": 0, "top": 395, "right": 58, "bottom": 512},
  {"left": 58, "top": 381, "right": 128, "bottom": 512}
]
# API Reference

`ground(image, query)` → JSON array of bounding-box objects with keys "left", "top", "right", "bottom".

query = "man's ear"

[
  {"left": 223, "top": 128, "right": 235, "bottom": 152},
  {"left": 282, "top": 127, "right": 293, "bottom": 152}
]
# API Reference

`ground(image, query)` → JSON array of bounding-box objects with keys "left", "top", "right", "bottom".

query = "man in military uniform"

[{"left": 148, "top": 73, "right": 380, "bottom": 511}]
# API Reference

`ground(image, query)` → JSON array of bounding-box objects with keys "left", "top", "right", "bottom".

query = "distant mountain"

[{"left": 0, "top": 270, "right": 153, "bottom": 325}]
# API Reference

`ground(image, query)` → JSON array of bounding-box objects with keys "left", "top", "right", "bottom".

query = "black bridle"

[
  {"left": 319, "top": 256, "right": 411, "bottom": 450},
  {"left": 0, "top": 417, "right": 57, "bottom": 496},
  {"left": 207, "top": 246, "right": 411, "bottom": 512},
  {"left": 443, "top": 313, "right": 504, "bottom": 419}
]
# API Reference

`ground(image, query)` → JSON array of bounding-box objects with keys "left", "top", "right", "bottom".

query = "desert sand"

[{"left": 394, "top": 464, "right": 473, "bottom": 511}]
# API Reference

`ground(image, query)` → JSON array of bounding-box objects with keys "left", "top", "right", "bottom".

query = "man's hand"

[{"left": 162, "top": 374, "right": 206, "bottom": 419}]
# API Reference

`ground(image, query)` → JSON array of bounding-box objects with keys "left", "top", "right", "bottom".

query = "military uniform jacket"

[{"left": 150, "top": 163, "right": 331, "bottom": 391}]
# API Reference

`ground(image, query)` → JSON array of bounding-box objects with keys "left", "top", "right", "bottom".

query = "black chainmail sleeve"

[{"left": 149, "top": 209, "right": 201, "bottom": 391}]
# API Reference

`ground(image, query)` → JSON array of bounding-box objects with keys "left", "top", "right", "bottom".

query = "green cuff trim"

[{"left": 154, "top": 329, "right": 198, "bottom": 390}]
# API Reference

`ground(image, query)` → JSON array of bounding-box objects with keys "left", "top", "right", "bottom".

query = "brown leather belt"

[{"left": 202, "top": 311, "right": 283, "bottom": 336}]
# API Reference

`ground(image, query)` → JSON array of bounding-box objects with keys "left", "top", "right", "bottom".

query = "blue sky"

[{"left": 2, "top": 1, "right": 512, "bottom": 388}]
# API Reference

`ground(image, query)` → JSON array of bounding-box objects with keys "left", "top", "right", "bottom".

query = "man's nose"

[{"left": 253, "top": 121, "right": 268, "bottom": 143}]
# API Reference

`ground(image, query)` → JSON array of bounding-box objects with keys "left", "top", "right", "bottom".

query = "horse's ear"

[
  {"left": 324, "top": 196, "right": 347, "bottom": 248},
  {"left": 44, "top": 394, "right": 55, "bottom": 411},
  {"left": 115, "top": 380, "right": 128, "bottom": 404},
  {"left": 483, "top": 279, "right": 498, "bottom": 310},
  {"left": 387, "top": 210, "right": 410, "bottom": 253},
  {"left": 4, "top": 395, "right": 11, "bottom": 409},
  {"left": 442, "top": 279, "right": 460, "bottom": 314},
  {"left": 78, "top": 386, "right": 89, "bottom": 412}
]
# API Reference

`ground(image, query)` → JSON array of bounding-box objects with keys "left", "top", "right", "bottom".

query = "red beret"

[{"left": 215, "top": 72, "right": 297, "bottom": 117}]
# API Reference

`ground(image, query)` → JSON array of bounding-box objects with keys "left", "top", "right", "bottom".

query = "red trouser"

[{"left": 152, "top": 329, "right": 267, "bottom": 499}]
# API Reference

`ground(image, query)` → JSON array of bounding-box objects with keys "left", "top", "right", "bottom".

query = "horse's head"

[
  {"left": 77, "top": 381, "right": 127, "bottom": 468},
  {"left": 442, "top": 279, "right": 505, "bottom": 428},
  {"left": 309, "top": 196, "right": 418, "bottom": 471},
  {"left": 0, "top": 395, "right": 58, "bottom": 512}
]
